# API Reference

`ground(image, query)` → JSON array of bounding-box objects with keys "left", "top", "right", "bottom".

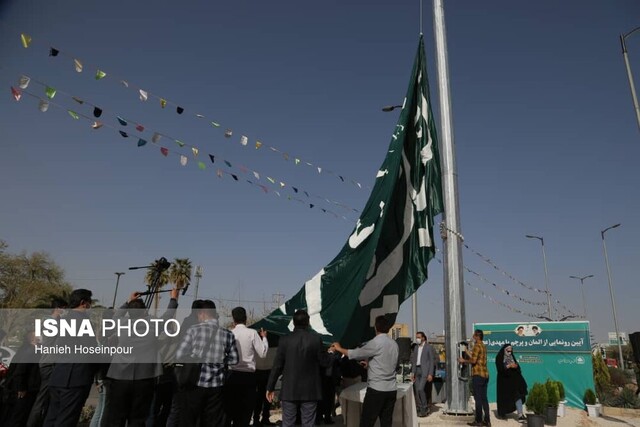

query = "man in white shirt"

[{"left": 224, "top": 306, "right": 268, "bottom": 426}]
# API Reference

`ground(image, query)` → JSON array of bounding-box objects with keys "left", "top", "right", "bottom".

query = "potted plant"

[
  {"left": 556, "top": 381, "right": 566, "bottom": 417},
  {"left": 525, "top": 383, "right": 548, "bottom": 427},
  {"left": 584, "top": 388, "right": 599, "bottom": 417},
  {"left": 544, "top": 379, "right": 560, "bottom": 426}
]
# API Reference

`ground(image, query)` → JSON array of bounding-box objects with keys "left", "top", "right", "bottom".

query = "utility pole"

[{"left": 194, "top": 265, "right": 203, "bottom": 300}]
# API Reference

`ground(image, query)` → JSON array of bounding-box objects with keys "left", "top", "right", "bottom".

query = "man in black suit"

[
  {"left": 265, "top": 310, "right": 332, "bottom": 427},
  {"left": 43, "top": 289, "right": 98, "bottom": 427}
]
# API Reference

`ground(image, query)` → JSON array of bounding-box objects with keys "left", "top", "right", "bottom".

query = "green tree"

[
  {"left": 0, "top": 240, "right": 73, "bottom": 342},
  {"left": 169, "top": 258, "right": 192, "bottom": 291}
]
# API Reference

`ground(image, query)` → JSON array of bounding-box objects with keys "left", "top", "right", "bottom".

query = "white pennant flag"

[
  {"left": 19, "top": 75, "right": 30, "bottom": 89},
  {"left": 253, "top": 171, "right": 260, "bottom": 180},
  {"left": 38, "top": 100, "right": 49, "bottom": 112},
  {"left": 192, "top": 147, "right": 199, "bottom": 157},
  {"left": 240, "top": 135, "right": 248, "bottom": 146},
  {"left": 74, "top": 59, "right": 83, "bottom": 73},
  {"left": 180, "top": 155, "right": 188, "bottom": 166},
  {"left": 139, "top": 90, "right": 148, "bottom": 101}
]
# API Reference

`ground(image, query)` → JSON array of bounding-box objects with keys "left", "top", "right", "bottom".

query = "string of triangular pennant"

[
  {"left": 18, "top": 33, "right": 371, "bottom": 192},
  {"left": 439, "top": 224, "right": 579, "bottom": 317},
  {"left": 10, "top": 85, "right": 353, "bottom": 221},
  {"left": 12, "top": 76, "right": 360, "bottom": 216},
  {"left": 433, "top": 257, "right": 548, "bottom": 319}
]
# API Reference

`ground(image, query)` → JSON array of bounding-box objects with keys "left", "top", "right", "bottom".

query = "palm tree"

[
  {"left": 169, "top": 258, "right": 192, "bottom": 292},
  {"left": 144, "top": 259, "right": 170, "bottom": 314}
]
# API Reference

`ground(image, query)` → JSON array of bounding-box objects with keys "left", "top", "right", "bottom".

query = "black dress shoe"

[{"left": 467, "top": 422, "right": 482, "bottom": 427}]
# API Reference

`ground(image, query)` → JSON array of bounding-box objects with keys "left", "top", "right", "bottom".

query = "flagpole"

[{"left": 432, "top": 0, "right": 470, "bottom": 415}]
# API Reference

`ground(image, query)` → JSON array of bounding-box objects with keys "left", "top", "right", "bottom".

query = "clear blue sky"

[{"left": 1, "top": 0, "right": 638, "bottom": 343}]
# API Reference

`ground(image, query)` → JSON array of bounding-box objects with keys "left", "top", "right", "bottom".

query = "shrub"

[
  {"left": 545, "top": 379, "right": 560, "bottom": 407},
  {"left": 555, "top": 381, "right": 566, "bottom": 401},
  {"left": 593, "top": 353, "right": 613, "bottom": 399},
  {"left": 584, "top": 388, "right": 597, "bottom": 405},
  {"left": 526, "top": 383, "right": 548, "bottom": 415},
  {"left": 605, "top": 387, "right": 640, "bottom": 409},
  {"left": 608, "top": 367, "right": 633, "bottom": 388}
]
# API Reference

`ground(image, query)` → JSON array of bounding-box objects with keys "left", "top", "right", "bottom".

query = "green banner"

[
  {"left": 474, "top": 321, "right": 595, "bottom": 408},
  {"left": 253, "top": 36, "right": 443, "bottom": 348}
]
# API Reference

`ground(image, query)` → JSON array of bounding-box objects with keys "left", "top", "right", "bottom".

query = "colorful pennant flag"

[
  {"left": 180, "top": 155, "right": 188, "bottom": 166},
  {"left": 151, "top": 133, "right": 161, "bottom": 143},
  {"left": 176, "top": 106, "right": 184, "bottom": 114},
  {"left": 91, "top": 121, "right": 103, "bottom": 129},
  {"left": 95, "top": 70, "right": 107, "bottom": 80},
  {"left": 137, "top": 139, "right": 147, "bottom": 147},
  {"left": 67, "top": 110, "right": 79, "bottom": 119},
  {"left": 191, "top": 147, "right": 199, "bottom": 157},
  {"left": 208, "top": 154, "right": 215, "bottom": 163},
  {"left": 160, "top": 98, "right": 167, "bottom": 108},
  {"left": 38, "top": 100, "right": 49, "bottom": 112},
  {"left": 231, "top": 174, "right": 238, "bottom": 181},
  {"left": 49, "top": 48, "right": 59, "bottom": 57},
  {"left": 211, "top": 122, "right": 220, "bottom": 127},
  {"left": 117, "top": 117, "right": 128, "bottom": 126},
  {"left": 20, "top": 34, "right": 32, "bottom": 48},
  {"left": 45, "top": 86, "right": 56, "bottom": 99},
  {"left": 74, "top": 59, "right": 83, "bottom": 73},
  {"left": 198, "top": 162, "right": 206, "bottom": 170},
  {"left": 175, "top": 140, "right": 185, "bottom": 147},
  {"left": 255, "top": 141, "right": 262, "bottom": 149},
  {"left": 72, "top": 97, "right": 84, "bottom": 104},
  {"left": 160, "top": 147, "right": 169, "bottom": 156},
  {"left": 224, "top": 129, "right": 233, "bottom": 138},
  {"left": 119, "top": 131, "right": 128, "bottom": 138},
  {"left": 136, "top": 124, "right": 145, "bottom": 132},
  {"left": 121, "top": 80, "right": 129, "bottom": 87},
  {"left": 295, "top": 158, "right": 300, "bottom": 165},
  {"left": 139, "top": 90, "right": 148, "bottom": 101},
  {"left": 11, "top": 87, "right": 21, "bottom": 102},
  {"left": 240, "top": 135, "right": 248, "bottom": 146},
  {"left": 93, "top": 107, "right": 102, "bottom": 118},
  {"left": 18, "top": 76, "right": 30, "bottom": 89},
  {"left": 224, "top": 160, "right": 232, "bottom": 168},
  {"left": 216, "top": 169, "right": 223, "bottom": 178},
  {"left": 253, "top": 171, "right": 260, "bottom": 180}
]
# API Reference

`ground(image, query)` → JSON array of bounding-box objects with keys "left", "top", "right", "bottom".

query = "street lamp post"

[
  {"left": 526, "top": 235, "right": 553, "bottom": 320},
  {"left": 112, "top": 272, "right": 125, "bottom": 308},
  {"left": 569, "top": 274, "right": 594, "bottom": 319},
  {"left": 621, "top": 27, "right": 640, "bottom": 132},
  {"left": 601, "top": 223, "right": 624, "bottom": 369}
]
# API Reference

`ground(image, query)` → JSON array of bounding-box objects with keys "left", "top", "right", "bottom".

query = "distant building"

[
  {"left": 390, "top": 323, "right": 409, "bottom": 340},
  {"left": 608, "top": 332, "right": 628, "bottom": 346}
]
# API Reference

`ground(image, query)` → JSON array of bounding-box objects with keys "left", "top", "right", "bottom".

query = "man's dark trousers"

[
  {"left": 360, "top": 388, "right": 396, "bottom": 427},
  {"left": 224, "top": 370, "right": 256, "bottom": 426},
  {"left": 281, "top": 401, "right": 316, "bottom": 427},
  {"left": 101, "top": 378, "right": 155, "bottom": 427},
  {"left": 471, "top": 375, "right": 490, "bottom": 424},
  {"left": 180, "top": 386, "right": 225, "bottom": 427},
  {"left": 43, "top": 385, "right": 92, "bottom": 427}
]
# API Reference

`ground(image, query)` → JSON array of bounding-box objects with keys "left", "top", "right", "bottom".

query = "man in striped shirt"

[{"left": 176, "top": 300, "right": 239, "bottom": 427}]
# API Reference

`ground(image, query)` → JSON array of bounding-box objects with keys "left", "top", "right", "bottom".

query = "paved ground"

[{"left": 263, "top": 403, "right": 640, "bottom": 426}]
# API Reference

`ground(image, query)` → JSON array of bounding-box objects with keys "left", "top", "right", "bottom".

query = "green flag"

[{"left": 253, "top": 36, "right": 443, "bottom": 347}]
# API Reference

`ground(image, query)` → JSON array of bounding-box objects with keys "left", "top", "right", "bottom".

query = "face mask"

[{"left": 416, "top": 338, "right": 422, "bottom": 345}]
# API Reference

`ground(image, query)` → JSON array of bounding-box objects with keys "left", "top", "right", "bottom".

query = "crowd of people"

[{"left": 0, "top": 287, "right": 529, "bottom": 427}]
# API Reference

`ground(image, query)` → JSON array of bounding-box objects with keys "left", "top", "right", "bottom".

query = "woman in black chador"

[{"left": 495, "top": 343, "right": 527, "bottom": 420}]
